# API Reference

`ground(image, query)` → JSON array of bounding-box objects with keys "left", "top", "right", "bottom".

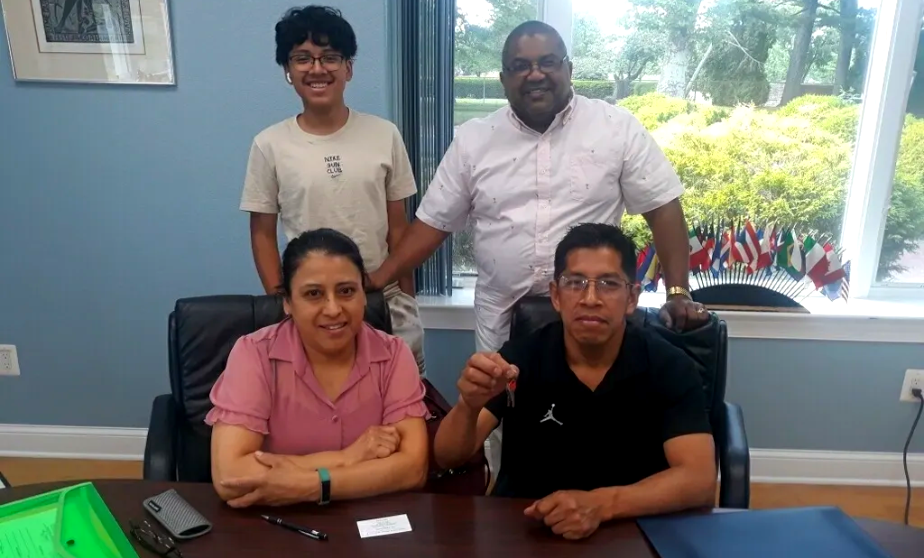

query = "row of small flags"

[{"left": 636, "top": 221, "right": 851, "bottom": 301}]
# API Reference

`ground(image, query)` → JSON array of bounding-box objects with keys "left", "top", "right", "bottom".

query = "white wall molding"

[
  {"left": 716, "top": 312, "right": 924, "bottom": 344},
  {"left": 0, "top": 424, "right": 146, "bottom": 461},
  {"left": 1, "top": 425, "right": 922, "bottom": 488},
  {"left": 419, "top": 300, "right": 924, "bottom": 343},
  {"left": 750, "top": 449, "right": 924, "bottom": 487}
]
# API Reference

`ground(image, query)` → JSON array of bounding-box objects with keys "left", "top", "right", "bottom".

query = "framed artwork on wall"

[{"left": 1, "top": 0, "right": 174, "bottom": 85}]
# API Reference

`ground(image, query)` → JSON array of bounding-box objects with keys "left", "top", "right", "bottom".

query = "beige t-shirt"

[{"left": 240, "top": 111, "right": 418, "bottom": 270}]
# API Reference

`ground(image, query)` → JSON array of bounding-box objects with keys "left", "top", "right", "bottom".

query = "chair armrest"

[
  {"left": 718, "top": 401, "right": 750, "bottom": 509},
  {"left": 143, "top": 394, "right": 178, "bottom": 482}
]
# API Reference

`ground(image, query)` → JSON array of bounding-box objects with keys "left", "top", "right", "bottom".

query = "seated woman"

[{"left": 207, "top": 228, "right": 429, "bottom": 508}]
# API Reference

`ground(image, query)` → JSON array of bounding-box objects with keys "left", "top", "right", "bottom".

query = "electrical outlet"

[
  {"left": 0, "top": 345, "right": 20, "bottom": 376},
  {"left": 899, "top": 369, "right": 924, "bottom": 402}
]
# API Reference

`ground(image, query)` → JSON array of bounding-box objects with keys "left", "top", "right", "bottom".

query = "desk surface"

[{"left": 2, "top": 480, "right": 923, "bottom": 557}]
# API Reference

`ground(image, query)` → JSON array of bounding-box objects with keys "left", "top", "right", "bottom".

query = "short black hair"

[
  {"left": 275, "top": 5, "right": 358, "bottom": 66},
  {"left": 554, "top": 223, "right": 637, "bottom": 281},
  {"left": 502, "top": 20, "right": 567, "bottom": 65},
  {"left": 281, "top": 228, "right": 366, "bottom": 296}
]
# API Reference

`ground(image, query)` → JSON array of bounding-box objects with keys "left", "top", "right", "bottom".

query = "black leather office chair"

[
  {"left": 143, "top": 292, "right": 392, "bottom": 483},
  {"left": 144, "top": 292, "right": 488, "bottom": 495},
  {"left": 509, "top": 296, "right": 751, "bottom": 509}
]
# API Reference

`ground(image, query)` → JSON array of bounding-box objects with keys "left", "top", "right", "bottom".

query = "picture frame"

[{"left": 1, "top": 0, "right": 175, "bottom": 85}]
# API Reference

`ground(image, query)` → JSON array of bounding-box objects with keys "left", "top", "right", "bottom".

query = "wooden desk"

[{"left": 2, "top": 480, "right": 923, "bottom": 557}]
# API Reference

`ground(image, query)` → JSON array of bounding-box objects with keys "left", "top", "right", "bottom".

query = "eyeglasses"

[
  {"left": 504, "top": 55, "right": 569, "bottom": 77},
  {"left": 288, "top": 53, "right": 346, "bottom": 72},
  {"left": 558, "top": 275, "right": 632, "bottom": 297},
  {"left": 129, "top": 520, "right": 184, "bottom": 557}
]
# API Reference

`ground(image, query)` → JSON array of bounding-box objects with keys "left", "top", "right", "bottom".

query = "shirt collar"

[
  {"left": 547, "top": 319, "right": 645, "bottom": 388},
  {"left": 268, "top": 319, "right": 391, "bottom": 378},
  {"left": 507, "top": 88, "right": 578, "bottom": 134}
]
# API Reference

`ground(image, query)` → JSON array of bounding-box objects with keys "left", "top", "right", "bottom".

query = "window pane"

[
  {"left": 452, "top": 0, "right": 540, "bottom": 276},
  {"left": 877, "top": 29, "right": 924, "bottom": 285}
]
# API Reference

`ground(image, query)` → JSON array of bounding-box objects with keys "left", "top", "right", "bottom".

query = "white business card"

[{"left": 356, "top": 514, "right": 413, "bottom": 539}]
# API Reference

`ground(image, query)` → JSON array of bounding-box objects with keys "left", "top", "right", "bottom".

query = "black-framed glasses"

[
  {"left": 558, "top": 275, "right": 632, "bottom": 296},
  {"left": 129, "top": 520, "right": 184, "bottom": 557},
  {"left": 504, "top": 55, "right": 569, "bottom": 77},
  {"left": 288, "top": 53, "right": 346, "bottom": 72}
]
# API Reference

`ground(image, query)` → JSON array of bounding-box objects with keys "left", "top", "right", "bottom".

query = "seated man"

[{"left": 434, "top": 223, "right": 716, "bottom": 540}]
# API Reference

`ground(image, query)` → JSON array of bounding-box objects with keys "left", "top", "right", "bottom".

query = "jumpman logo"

[{"left": 540, "top": 403, "right": 563, "bottom": 426}]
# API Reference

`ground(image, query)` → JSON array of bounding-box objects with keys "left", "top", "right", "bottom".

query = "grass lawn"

[{"left": 454, "top": 98, "right": 508, "bottom": 125}]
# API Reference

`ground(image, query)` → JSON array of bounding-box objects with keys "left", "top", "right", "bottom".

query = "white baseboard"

[
  {"left": 750, "top": 449, "right": 924, "bottom": 487},
  {"left": 0, "top": 424, "right": 146, "bottom": 461},
  {"left": 0, "top": 425, "right": 922, "bottom": 487}
]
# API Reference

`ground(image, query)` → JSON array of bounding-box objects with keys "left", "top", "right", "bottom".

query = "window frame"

[{"left": 841, "top": 0, "right": 924, "bottom": 298}]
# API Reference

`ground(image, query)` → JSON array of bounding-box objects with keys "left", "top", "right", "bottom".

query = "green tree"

[
  {"left": 613, "top": 29, "right": 666, "bottom": 99},
  {"left": 630, "top": 0, "right": 704, "bottom": 98},
  {"left": 780, "top": 0, "right": 820, "bottom": 104},
  {"left": 833, "top": 0, "right": 858, "bottom": 93},
  {"left": 845, "top": 8, "right": 875, "bottom": 95},
  {"left": 455, "top": 11, "right": 495, "bottom": 75},
  {"left": 697, "top": 0, "right": 779, "bottom": 106},
  {"left": 804, "top": 25, "right": 838, "bottom": 83},
  {"left": 571, "top": 15, "right": 615, "bottom": 80},
  {"left": 454, "top": 0, "right": 538, "bottom": 76}
]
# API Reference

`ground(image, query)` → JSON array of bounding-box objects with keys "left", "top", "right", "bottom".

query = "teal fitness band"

[{"left": 318, "top": 468, "right": 331, "bottom": 505}]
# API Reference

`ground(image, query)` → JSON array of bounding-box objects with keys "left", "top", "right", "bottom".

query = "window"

[
  {"left": 450, "top": 0, "right": 924, "bottom": 302},
  {"left": 877, "top": 31, "right": 924, "bottom": 285},
  {"left": 453, "top": 0, "right": 541, "bottom": 282}
]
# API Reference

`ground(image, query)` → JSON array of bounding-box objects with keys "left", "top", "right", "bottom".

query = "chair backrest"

[
  {"left": 509, "top": 296, "right": 727, "bottom": 426},
  {"left": 168, "top": 292, "right": 392, "bottom": 482}
]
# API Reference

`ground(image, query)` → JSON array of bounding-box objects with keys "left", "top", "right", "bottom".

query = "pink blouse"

[{"left": 205, "top": 319, "right": 428, "bottom": 456}]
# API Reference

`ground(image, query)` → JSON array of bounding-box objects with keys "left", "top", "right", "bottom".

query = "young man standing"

[
  {"left": 434, "top": 224, "right": 716, "bottom": 540},
  {"left": 241, "top": 6, "right": 425, "bottom": 373}
]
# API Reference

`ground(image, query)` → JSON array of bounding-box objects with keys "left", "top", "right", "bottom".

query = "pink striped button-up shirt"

[{"left": 418, "top": 94, "right": 684, "bottom": 351}]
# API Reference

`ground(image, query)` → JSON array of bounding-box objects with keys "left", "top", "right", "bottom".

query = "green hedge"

[
  {"left": 454, "top": 77, "right": 617, "bottom": 100},
  {"left": 616, "top": 93, "right": 924, "bottom": 279}
]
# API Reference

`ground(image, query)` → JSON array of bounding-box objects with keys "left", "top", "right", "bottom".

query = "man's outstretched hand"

[
  {"left": 457, "top": 352, "right": 518, "bottom": 412},
  {"left": 660, "top": 296, "right": 709, "bottom": 331}
]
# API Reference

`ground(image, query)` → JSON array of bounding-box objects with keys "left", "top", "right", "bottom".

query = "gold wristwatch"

[{"left": 666, "top": 286, "right": 692, "bottom": 299}]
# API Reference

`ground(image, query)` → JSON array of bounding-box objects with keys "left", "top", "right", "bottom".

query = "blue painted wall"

[
  {"left": 1, "top": 1, "right": 922, "bottom": 455},
  {"left": 0, "top": 0, "right": 389, "bottom": 427}
]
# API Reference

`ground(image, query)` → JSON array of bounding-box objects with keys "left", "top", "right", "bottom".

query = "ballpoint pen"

[{"left": 261, "top": 515, "right": 329, "bottom": 541}]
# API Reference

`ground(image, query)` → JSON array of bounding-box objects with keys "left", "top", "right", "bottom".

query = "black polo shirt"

[{"left": 485, "top": 320, "right": 711, "bottom": 500}]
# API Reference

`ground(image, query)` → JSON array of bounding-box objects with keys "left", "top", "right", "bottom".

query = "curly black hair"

[{"left": 275, "top": 5, "right": 358, "bottom": 66}]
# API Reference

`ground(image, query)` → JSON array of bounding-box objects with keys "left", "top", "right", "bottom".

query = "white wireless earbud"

[{"left": 286, "top": 72, "right": 293, "bottom": 84}]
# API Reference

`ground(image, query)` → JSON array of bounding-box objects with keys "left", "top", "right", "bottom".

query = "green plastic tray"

[{"left": 0, "top": 482, "right": 138, "bottom": 557}]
